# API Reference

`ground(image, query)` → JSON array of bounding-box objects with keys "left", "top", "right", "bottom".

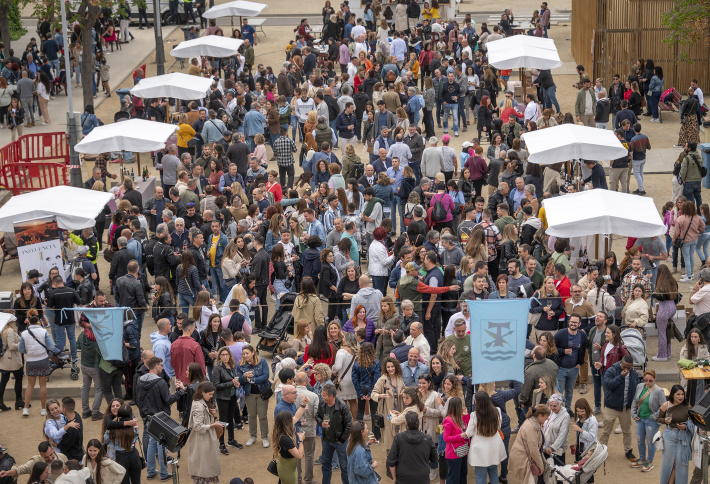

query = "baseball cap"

[
  {"left": 442, "top": 134, "right": 451, "bottom": 143},
  {"left": 462, "top": 141, "right": 473, "bottom": 149},
  {"left": 77, "top": 246, "right": 89, "bottom": 255},
  {"left": 27, "top": 269, "right": 43, "bottom": 278},
  {"left": 700, "top": 268, "right": 710, "bottom": 282},
  {"left": 404, "top": 262, "right": 420, "bottom": 272}
]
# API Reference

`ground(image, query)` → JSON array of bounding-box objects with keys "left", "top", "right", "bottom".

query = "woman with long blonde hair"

[{"left": 237, "top": 345, "right": 271, "bottom": 446}]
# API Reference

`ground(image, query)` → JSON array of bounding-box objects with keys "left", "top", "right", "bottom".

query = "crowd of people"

[{"left": 1, "top": 2, "right": 710, "bottom": 484}]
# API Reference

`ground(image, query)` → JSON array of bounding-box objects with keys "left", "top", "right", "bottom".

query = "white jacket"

[{"left": 368, "top": 239, "right": 394, "bottom": 277}]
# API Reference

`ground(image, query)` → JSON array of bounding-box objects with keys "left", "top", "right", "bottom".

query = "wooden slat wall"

[{"left": 571, "top": 0, "right": 709, "bottom": 94}]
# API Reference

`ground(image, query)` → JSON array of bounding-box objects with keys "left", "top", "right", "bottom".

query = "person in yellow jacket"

[{"left": 176, "top": 113, "right": 197, "bottom": 157}]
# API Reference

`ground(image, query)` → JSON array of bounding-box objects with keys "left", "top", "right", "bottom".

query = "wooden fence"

[{"left": 571, "top": 0, "right": 710, "bottom": 94}]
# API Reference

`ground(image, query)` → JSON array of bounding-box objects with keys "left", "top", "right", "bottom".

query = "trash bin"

[{"left": 700, "top": 142, "right": 710, "bottom": 189}]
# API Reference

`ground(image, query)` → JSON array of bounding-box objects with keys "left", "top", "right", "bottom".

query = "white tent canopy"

[
  {"left": 130, "top": 73, "right": 212, "bottom": 101},
  {"left": 0, "top": 186, "right": 113, "bottom": 232},
  {"left": 486, "top": 35, "right": 562, "bottom": 70},
  {"left": 521, "top": 124, "right": 629, "bottom": 165},
  {"left": 202, "top": 1, "right": 267, "bottom": 18},
  {"left": 75, "top": 119, "right": 177, "bottom": 154},
  {"left": 542, "top": 189, "right": 666, "bottom": 238},
  {"left": 170, "top": 36, "right": 243, "bottom": 58}
]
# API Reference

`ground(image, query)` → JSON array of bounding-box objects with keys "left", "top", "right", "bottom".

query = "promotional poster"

[{"left": 14, "top": 216, "right": 64, "bottom": 284}]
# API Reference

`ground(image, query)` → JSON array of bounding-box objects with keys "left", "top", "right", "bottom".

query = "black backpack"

[
  {"left": 690, "top": 153, "right": 707, "bottom": 178},
  {"left": 352, "top": 162, "right": 365, "bottom": 180},
  {"left": 432, "top": 195, "right": 447, "bottom": 221},
  {"left": 144, "top": 236, "right": 159, "bottom": 276}
]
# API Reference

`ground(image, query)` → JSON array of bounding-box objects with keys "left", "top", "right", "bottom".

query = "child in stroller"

[{"left": 548, "top": 442, "right": 608, "bottom": 484}]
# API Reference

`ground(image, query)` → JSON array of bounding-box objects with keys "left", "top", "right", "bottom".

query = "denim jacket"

[{"left": 236, "top": 357, "right": 271, "bottom": 396}]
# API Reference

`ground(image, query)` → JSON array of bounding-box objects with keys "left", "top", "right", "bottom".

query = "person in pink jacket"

[{"left": 442, "top": 396, "right": 470, "bottom": 484}]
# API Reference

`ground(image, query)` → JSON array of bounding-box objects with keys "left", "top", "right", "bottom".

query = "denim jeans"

[
  {"left": 457, "top": 97, "right": 467, "bottom": 127},
  {"left": 500, "top": 428, "right": 511, "bottom": 478},
  {"left": 290, "top": 114, "right": 299, "bottom": 140},
  {"left": 446, "top": 457, "right": 467, "bottom": 484},
  {"left": 591, "top": 366, "right": 603, "bottom": 409},
  {"left": 682, "top": 241, "right": 698, "bottom": 278},
  {"left": 410, "top": 161, "right": 422, "bottom": 186},
  {"left": 695, "top": 232, "right": 710, "bottom": 262},
  {"left": 436, "top": 99, "right": 443, "bottom": 126},
  {"left": 635, "top": 417, "right": 661, "bottom": 462},
  {"left": 372, "top": 275, "right": 388, "bottom": 296},
  {"left": 683, "top": 180, "right": 702, "bottom": 210},
  {"left": 147, "top": 434, "right": 169, "bottom": 478},
  {"left": 556, "top": 366, "right": 579, "bottom": 411},
  {"left": 48, "top": 59, "right": 60, "bottom": 77},
  {"left": 442, "top": 103, "right": 459, "bottom": 132},
  {"left": 632, "top": 158, "right": 646, "bottom": 191},
  {"left": 474, "top": 464, "right": 498, "bottom": 484},
  {"left": 660, "top": 429, "right": 690, "bottom": 484},
  {"left": 210, "top": 266, "right": 227, "bottom": 302},
  {"left": 650, "top": 91, "right": 661, "bottom": 119},
  {"left": 178, "top": 292, "right": 196, "bottom": 313},
  {"left": 390, "top": 199, "right": 398, "bottom": 230},
  {"left": 330, "top": 120, "right": 339, "bottom": 147},
  {"left": 54, "top": 324, "right": 77, "bottom": 359},
  {"left": 273, "top": 278, "right": 290, "bottom": 310},
  {"left": 543, "top": 85, "right": 561, "bottom": 113},
  {"left": 321, "top": 439, "right": 349, "bottom": 484},
  {"left": 74, "top": 62, "right": 82, "bottom": 85}
]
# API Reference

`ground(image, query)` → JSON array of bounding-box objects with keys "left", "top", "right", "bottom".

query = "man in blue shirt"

[
  {"left": 241, "top": 19, "right": 256, "bottom": 45},
  {"left": 387, "top": 157, "right": 404, "bottom": 230},
  {"left": 553, "top": 314, "right": 588, "bottom": 413},
  {"left": 400, "top": 347, "right": 429, "bottom": 387},
  {"left": 304, "top": 209, "right": 326, "bottom": 250},
  {"left": 243, "top": 103, "right": 266, "bottom": 150},
  {"left": 41, "top": 34, "right": 60, "bottom": 76}
]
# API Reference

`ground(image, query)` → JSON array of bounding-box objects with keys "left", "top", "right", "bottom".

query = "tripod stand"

[{"left": 161, "top": 442, "right": 180, "bottom": 484}]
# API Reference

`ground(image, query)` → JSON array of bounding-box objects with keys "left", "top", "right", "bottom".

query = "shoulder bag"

[
  {"left": 27, "top": 327, "right": 61, "bottom": 365},
  {"left": 450, "top": 420, "right": 469, "bottom": 457},
  {"left": 333, "top": 353, "right": 356, "bottom": 391},
  {"left": 520, "top": 430, "right": 544, "bottom": 476},
  {"left": 266, "top": 458, "right": 279, "bottom": 476},
  {"left": 674, "top": 216, "right": 693, "bottom": 249}
]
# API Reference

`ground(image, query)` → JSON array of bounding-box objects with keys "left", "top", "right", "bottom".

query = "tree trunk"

[
  {"left": 0, "top": 2, "right": 11, "bottom": 58},
  {"left": 80, "top": 6, "right": 100, "bottom": 108}
]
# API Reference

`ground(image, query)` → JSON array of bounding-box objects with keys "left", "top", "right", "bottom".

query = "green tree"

[
  {"left": 0, "top": 0, "right": 29, "bottom": 57},
  {"left": 661, "top": 0, "right": 710, "bottom": 49}
]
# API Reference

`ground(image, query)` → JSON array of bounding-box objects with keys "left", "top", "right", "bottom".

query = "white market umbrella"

[
  {"left": 170, "top": 36, "right": 244, "bottom": 59},
  {"left": 75, "top": 119, "right": 177, "bottom": 154},
  {"left": 487, "top": 35, "right": 562, "bottom": 70},
  {"left": 542, "top": 189, "right": 666, "bottom": 239},
  {"left": 202, "top": 1, "right": 266, "bottom": 19},
  {"left": 521, "top": 124, "right": 629, "bottom": 165},
  {"left": 130, "top": 73, "right": 212, "bottom": 101},
  {"left": 0, "top": 186, "right": 113, "bottom": 232}
]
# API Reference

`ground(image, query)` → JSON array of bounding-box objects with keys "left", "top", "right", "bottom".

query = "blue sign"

[{"left": 466, "top": 299, "right": 530, "bottom": 385}]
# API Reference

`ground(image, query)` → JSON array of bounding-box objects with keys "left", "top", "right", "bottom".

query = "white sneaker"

[
  {"left": 262, "top": 438, "right": 270, "bottom": 448},
  {"left": 615, "top": 424, "right": 622, "bottom": 434},
  {"left": 245, "top": 437, "right": 256, "bottom": 446},
  {"left": 679, "top": 275, "right": 693, "bottom": 283},
  {"left": 22, "top": 408, "right": 29, "bottom": 416},
  {"left": 429, "top": 468, "right": 438, "bottom": 481},
  {"left": 651, "top": 356, "right": 669, "bottom": 362},
  {"left": 41, "top": 409, "right": 47, "bottom": 416}
]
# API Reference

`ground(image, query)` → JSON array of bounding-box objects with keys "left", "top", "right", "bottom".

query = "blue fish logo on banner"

[
  {"left": 73, "top": 307, "right": 132, "bottom": 361},
  {"left": 466, "top": 299, "right": 530, "bottom": 385}
]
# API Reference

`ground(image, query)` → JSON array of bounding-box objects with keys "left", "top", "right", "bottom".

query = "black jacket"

[
  {"left": 319, "top": 263, "right": 339, "bottom": 299},
  {"left": 188, "top": 243, "right": 208, "bottom": 281},
  {"left": 387, "top": 430, "right": 437, "bottom": 484},
  {"left": 152, "top": 291, "right": 176, "bottom": 321},
  {"left": 115, "top": 273, "right": 147, "bottom": 312},
  {"left": 250, "top": 248, "right": 270, "bottom": 286},
  {"left": 608, "top": 83, "right": 624, "bottom": 114},
  {"left": 153, "top": 240, "right": 180, "bottom": 280},
  {"left": 535, "top": 69, "right": 554, "bottom": 89},
  {"left": 57, "top": 413, "right": 84, "bottom": 461},
  {"left": 109, "top": 248, "right": 135, "bottom": 282},
  {"left": 123, "top": 188, "right": 143, "bottom": 209},
  {"left": 135, "top": 372, "right": 185, "bottom": 420},
  {"left": 498, "top": 239, "right": 518, "bottom": 273},
  {"left": 200, "top": 329, "right": 221, "bottom": 366},
  {"left": 316, "top": 396, "right": 352, "bottom": 443},
  {"left": 212, "top": 364, "right": 238, "bottom": 400}
]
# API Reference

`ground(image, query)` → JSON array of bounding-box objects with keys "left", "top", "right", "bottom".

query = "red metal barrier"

[{"left": 0, "top": 132, "right": 69, "bottom": 195}]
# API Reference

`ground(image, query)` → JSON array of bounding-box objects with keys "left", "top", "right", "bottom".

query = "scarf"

[
  {"left": 329, "top": 262, "right": 341, "bottom": 287},
  {"left": 363, "top": 196, "right": 385, "bottom": 217},
  {"left": 431, "top": 370, "right": 446, "bottom": 391}
]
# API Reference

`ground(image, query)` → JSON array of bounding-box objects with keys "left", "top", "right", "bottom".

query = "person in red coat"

[{"left": 170, "top": 318, "right": 206, "bottom": 385}]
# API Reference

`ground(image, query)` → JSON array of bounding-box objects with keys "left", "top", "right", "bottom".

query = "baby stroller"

[
  {"left": 620, "top": 325, "right": 647, "bottom": 372},
  {"left": 547, "top": 441, "right": 608, "bottom": 484},
  {"left": 48, "top": 351, "right": 80, "bottom": 381},
  {"left": 256, "top": 292, "right": 297, "bottom": 356}
]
